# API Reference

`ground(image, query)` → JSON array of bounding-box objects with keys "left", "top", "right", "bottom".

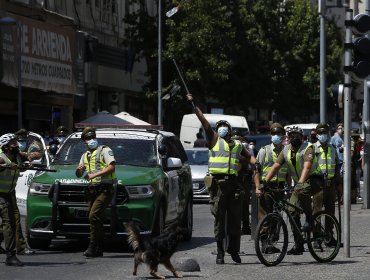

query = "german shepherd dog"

[{"left": 124, "top": 221, "right": 183, "bottom": 279}]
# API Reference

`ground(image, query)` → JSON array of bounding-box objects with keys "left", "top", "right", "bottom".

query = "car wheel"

[
  {"left": 27, "top": 231, "right": 51, "bottom": 250},
  {"left": 181, "top": 198, "right": 193, "bottom": 241},
  {"left": 152, "top": 203, "right": 165, "bottom": 237}
]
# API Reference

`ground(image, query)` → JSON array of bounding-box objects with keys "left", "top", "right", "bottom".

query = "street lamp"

[{"left": 0, "top": 16, "right": 22, "bottom": 129}]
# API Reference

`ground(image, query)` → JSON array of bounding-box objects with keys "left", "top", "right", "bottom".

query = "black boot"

[
  {"left": 216, "top": 241, "right": 225, "bottom": 264},
  {"left": 5, "top": 252, "right": 23, "bottom": 266},
  {"left": 301, "top": 213, "right": 314, "bottom": 232},
  {"left": 83, "top": 242, "right": 99, "bottom": 258},
  {"left": 227, "top": 237, "right": 241, "bottom": 264},
  {"left": 287, "top": 243, "right": 304, "bottom": 255},
  {"left": 242, "top": 221, "right": 251, "bottom": 235}
]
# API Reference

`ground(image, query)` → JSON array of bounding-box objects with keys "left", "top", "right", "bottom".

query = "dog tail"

[{"left": 123, "top": 221, "right": 142, "bottom": 252}]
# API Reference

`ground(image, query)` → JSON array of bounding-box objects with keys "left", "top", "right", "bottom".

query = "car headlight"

[
  {"left": 29, "top": 183, "right": 51, "bottom": 195},
  {"left": 125, "top": 185, "right": 154, "bottom": 199}
]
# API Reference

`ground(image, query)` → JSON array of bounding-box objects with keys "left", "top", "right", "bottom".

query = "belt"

[
  {"left": 211, "top": 174, "right": 236, "bottom": 180},
  {"left": 88, "top": 183, "right": 113, "bottom": 191}
]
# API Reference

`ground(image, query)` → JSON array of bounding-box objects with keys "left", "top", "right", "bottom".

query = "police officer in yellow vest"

[
  {"left": 255, "top": 123, "right": 288, "bottom": 219},
  {"left": 186, "top": 93, "right": 255, "bottom": 264},
  {"left": 312, "top": 123, "right": 339, "bottom": 246},
  {"left": 75, "top": 127, "right": 117, "bottom": 258},
  {"left": 264, "top": 126, "right": 322, "bottom": 255},
  {"left": 0, "top": 134, "right": 25, "bottom": 266}
]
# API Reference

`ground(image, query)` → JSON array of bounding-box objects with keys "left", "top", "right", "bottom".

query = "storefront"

[{"left": 0, "top": 12, "right": 84, "bottom": 135}]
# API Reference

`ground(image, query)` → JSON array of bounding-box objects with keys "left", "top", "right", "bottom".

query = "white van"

[{"left": 180, "top": 114, "right": 249, "bottom": 148}]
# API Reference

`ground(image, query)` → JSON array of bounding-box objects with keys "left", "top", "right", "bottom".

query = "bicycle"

[{"left": 254, "top": 184, "right": 341, "bottom": 266}]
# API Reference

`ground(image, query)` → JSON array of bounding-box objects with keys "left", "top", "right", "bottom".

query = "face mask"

[
  {"left": 217, "top": 127, "right": 229, "bottom": 138},
  {"left": 18, "top": 141, "right": 27, "bottom": 152},
  {"left": 290, "top": 137, "right": 302, "bottom": 148},
  {"left": 87, "top": 139, "right": 98, "bottom": 150},
  {"left": 57, "top": 137, "right": 66, "bottom": 144},
  {"left": 338, "top": 129, "right": 343, "bottom": 135},
  {"left": 318, "top": 134, "right": 328, "bottom": 143},
  {"left": 271, "top": 135, "right": 282, "bottom": 145},
  {"left": 249, "top": 144, "right": 255, "bottom": 150}
]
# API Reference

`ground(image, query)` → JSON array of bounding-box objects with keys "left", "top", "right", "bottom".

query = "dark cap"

[
  {"left": 316, "top": 122, "right": 330, "bottom": 133},
  {"left": 215, "top": 120, "right": 232, "bottom": 131},
  {"left": 55, "top": 125, "right": 68, "bottom": 136},
  {"left": 270, "top": 123, "right": 284, "bottom": 134},
  {"left": 14, "top": 128, "right": 29, "bottom": 140},
  {"left": 81, "top": 127, "right": 96, "bottom": 140}
]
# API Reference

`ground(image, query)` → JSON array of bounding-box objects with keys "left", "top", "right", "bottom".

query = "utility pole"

[
  {"left": 157, "top": 0, "right": 163, "bottom": 126},
  {"left": 319, "top": 0, "right": 327, "bottom": 123}
]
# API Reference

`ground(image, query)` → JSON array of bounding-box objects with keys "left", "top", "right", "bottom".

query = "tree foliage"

[{"left": 123, "top": 0, "right": 343, "bottom": 131}]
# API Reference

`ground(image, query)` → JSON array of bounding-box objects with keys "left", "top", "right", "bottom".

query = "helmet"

[
  {"left": 286, "top": 126, "right": 303, "bottom": 136},
  {"left": 55, "top": 125, "right": 68, "bottom": 137},
  {"left": 81, "top": 127, "right": 96, "bottom": 140},
  {"left": 316, "top": 123, "right": 330, "bottom": 133},
  {"left": 0, "top": 133, "right": 17, "bottom": 148},
  {"left": 270, "top": 123, "right": 284, "bottom": 134},
  {"left": 215, "top": 120, "right": 232, "bottom": 131},
  {"left": 14, "top": 128, "right": 29, "bottom": 141}
]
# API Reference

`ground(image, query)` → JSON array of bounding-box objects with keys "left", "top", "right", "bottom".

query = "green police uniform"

[{"left": 79, "top": 143, "right": 117, "bottom": 257}]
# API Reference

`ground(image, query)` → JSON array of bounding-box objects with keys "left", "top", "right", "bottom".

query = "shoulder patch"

[{"left": 108, "top": 150, "right": 114, "bottom": 156}]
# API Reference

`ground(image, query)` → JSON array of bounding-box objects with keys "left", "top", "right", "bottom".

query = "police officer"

[
  {"left": 312, "top": 123, "right": 339, "bottom": 247},
  {"left": 186, "top": 93, "right": 255, "bottom": 264},
  {"left": 264, "top": 126, "right": 321, "bottom": 255},
  {"left": 75, "top": 127, "right": 117, "bottom": 258},
  {"left": 14, "top": 128, "right": 42, "bottom": 158},
  {"left": 255, "top": 123, "right": 288, "bottom": 219},
  {"left": 49, "top": 125, "right": 69, "bottom": 151},
  {"left": 0, "top": 134, "right": 25, "bottom": 266}
]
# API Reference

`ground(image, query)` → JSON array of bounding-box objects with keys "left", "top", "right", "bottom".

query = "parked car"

[
  {"left": 16, "top": 132, "right": 50, "bottom": 217},
  {"left": 185, "top": 148, "right": 209, "bottom": 203},
  {"left": 26, "top": 128, "right": 193, "bottom": 249}
]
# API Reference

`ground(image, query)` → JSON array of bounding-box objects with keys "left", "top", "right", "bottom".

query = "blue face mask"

[
  {"left": 271, "top": 135, "right": 282, "bottom": 145},
  {"left": 18, "top": 141, "right": 27, "bottom": 152},
  {"left": 87, "top": 139, "right": 98, "bottom": 150},
  {"left": 217, "top": 127, "right": 229, "bottom": 138},
  {"left": 318, "top": 134, "right": 328, "bottom": 143},
  {"left": 57, "top": 137, "right": 66, "bottom": 144}
]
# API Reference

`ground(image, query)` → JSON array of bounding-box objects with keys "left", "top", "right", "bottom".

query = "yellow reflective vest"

[
  {"left": 0, "top": 153, "right": 21, "bottom": 193},
  {"left": 314, "top": 142, "right": 336, "bottom": 179},
  {"left": 208, "top": 138, "right": 242, "bottom": 175},
  {"left": 283, "top": 142, "right": 320, "bottom": 182},
  {"left": 83, "top": 145, "right": 117, "bottom": 184},
  {"left": 260, "top": 144, "right": 288, "bottom": 182}
]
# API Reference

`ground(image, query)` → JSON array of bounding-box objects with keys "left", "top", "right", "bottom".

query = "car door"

[{"left": 16, "top": 132, "right": 50, "bottom": 217}]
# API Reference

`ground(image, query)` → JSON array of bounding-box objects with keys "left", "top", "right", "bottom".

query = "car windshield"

[
  {"left": 53, "top": 137, "right": 157, "bottom": 167},
  {"left": 185, "top": 149, "right": 209, "bottom": 165}
]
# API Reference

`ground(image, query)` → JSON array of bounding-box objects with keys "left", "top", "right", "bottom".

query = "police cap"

[
  {"left": 14, "top": 128, "right": 29, "bottom": 141},
  {"left": 81, "top": 127, "right": 96, "bottom": 140},
  {"left": 55, "top": 125, "right": 68, "bottom": 136},
  {"left": 316, "top": 123, "right": 330, "bottom": 133},
  {"left": 270, "top": 123, "right": 284, "bottom": 134}
]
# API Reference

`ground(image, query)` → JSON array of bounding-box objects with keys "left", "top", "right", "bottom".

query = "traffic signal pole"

[{"left": 343, "top": 8, "right": 353, "bottom": 258}]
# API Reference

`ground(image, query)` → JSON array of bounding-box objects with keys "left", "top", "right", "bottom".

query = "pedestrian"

[
  {"left": 0, "top": 133, "right": 25, "bottom": 266},
  {"left": 263, "top": 126, "right": 321, "bottom": 255},
  {"left": 75, "top": 127, "right": 117, "bottom": 258},
  {"left": 255, "top": 123, "right": 288, "bottom": 222},
  {"left": 330, "top": 123, "right": 344, "bottom": 204},
  {"left": 312, "top": 123, "right": 340, "bottom": 247},
  {"left": 186, "top": 93, "right": 255, "bottom": 264},
  {"left": 247, "top": 139, "right": 258, "bottom": 157},
  {"left": 193, "top": 129, "right": 208, "bottom": 147}
]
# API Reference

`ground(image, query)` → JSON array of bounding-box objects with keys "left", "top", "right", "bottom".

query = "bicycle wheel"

[
  {"left": 255, "top": 213, "right": 288, "bottom": 266},
  {"left": 307, "top": 210, "right": 341, "bottom": 262}
]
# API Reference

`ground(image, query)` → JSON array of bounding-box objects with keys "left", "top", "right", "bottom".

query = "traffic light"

[
  {"left": 331, "top": 84, "right": 344, "bottom": 109},
  {"left": 351, "top": 13, "right": 370, "bottom": 79}
]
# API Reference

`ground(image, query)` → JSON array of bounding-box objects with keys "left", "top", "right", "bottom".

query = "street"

[{"left": 1, "top": 202, "right": 370, "bottom": 280}]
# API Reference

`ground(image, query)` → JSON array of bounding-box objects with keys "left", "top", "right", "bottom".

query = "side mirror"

[
  {"left": 49, "top": 144, "right": 58, "bottom": 156},
  {"left": 158, "top": 144, "right": 168, "bottom": 157}
]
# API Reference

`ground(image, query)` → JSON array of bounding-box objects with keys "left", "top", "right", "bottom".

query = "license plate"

[
  {"left": 74, "top": 208, "right": 89, "bottom": 218},
  {"left": 193, "top": 183, "right": 199, "bottom": 190}
]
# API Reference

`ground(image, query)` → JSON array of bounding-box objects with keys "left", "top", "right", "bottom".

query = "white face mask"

[
  {"left": 87, "top": 139, "right": 98, "bottom": 150},
  {"left": 217, "top": 127, "right": 229, "bottom": 138},
  {"left": 249, "top": 144, "right": 255, "bottom": 150}
]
